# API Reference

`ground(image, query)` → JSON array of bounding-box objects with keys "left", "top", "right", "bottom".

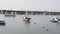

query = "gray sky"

[{"left": 0, "top": 0, "right": 60, "bottom": 11}]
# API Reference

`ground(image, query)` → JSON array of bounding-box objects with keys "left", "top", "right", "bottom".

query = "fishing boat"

[
  {"left": 23, "top": 16, "right": 31, "bottom": 21},
  {"left": 50, "top": 17, "right": 60, "bottom": 22},
  {"left": 22, "top": 11, "right": 31, "bottom": 22}
]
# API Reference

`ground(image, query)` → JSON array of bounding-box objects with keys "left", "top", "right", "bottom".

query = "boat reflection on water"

[
  {"left": 25, "top": 19, "right": 31, "bottom": 22},
  {"left": 23, "top": 20, "right": 31, "bottom": 25}
]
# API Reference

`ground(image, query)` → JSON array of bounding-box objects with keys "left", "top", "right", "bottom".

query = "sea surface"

[{"left": 0, "top": 14, "right": 60, "bottom": 34}]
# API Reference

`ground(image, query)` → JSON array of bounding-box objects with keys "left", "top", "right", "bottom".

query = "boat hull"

[
  {"left": 50, "top": 20, "right": 58, "bottom": 22},
  {"left": 23, "top": 18, "right": 31, "bottom": 22},
  {"left": 0, "top": 21, "right": 5, "bottom": 25}
]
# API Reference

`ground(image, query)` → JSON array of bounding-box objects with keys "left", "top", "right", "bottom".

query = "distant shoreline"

[{"left": 0, "top": 10, "right": 60, "bottom": 15}]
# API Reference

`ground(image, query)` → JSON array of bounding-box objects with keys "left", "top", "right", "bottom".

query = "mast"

[{"left": 25, "top": 11, "right": 28, "bottom": 17}]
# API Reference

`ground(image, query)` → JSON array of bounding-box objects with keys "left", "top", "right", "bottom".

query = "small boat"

[
  {"left": 0, "top": 19, "right": 5, "bottom": 25},
  {"left": 0, "top": 14, "right": 5, "bottom": 25},
  {"left": 50, "top": 17, "right": 60, "bottom": 22},
  {"left": 23, "top": 11, "right": 31, "bottom": 22},
  {"left": 4, "top": 12, "right": 16, "bottom": 17},
  {"left": 23, "top": 16, "right": 31, "bottom": 22}
]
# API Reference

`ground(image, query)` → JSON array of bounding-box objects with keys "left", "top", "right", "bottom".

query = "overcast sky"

[{"left": 0, "top": 0, "right": 60, "bottom": 11}]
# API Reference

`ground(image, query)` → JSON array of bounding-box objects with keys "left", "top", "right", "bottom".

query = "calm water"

[{"left": 0, "top": 14, "right": 60, "bottom": 34}]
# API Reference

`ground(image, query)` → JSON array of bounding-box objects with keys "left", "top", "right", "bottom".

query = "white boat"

[
  {"left": 0, "top": 14, "right": 5, "bottom": 25},
  {"left": 23, "top": 16, "right": 31, "bottom": 21},
  {"left": 4, "top": 12, "right": 16, "bottom": 17},
  {"left": 50, "top": 17, "right": 60, "bottom": 22},
  {"left": 22, "top": 11, "right": 31, "bottom": 22},
  {"left": 0, "top": 18, "right": 5, "bottom": 22}
]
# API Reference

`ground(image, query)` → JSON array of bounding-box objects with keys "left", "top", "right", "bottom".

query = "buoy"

[{"left": 46, "top": 29, "right": 48, "bottom": 31}]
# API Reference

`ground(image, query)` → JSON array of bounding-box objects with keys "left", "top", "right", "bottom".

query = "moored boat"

[
  {"left": 0, "top": 14, "right": 5, "bottom": 25},
  {"left": 50, "top": 17, "right": 60, "bottom": 22},
  {"left": 4, "top": 12, "right": 16, "bottom": 17},
  {"left": 23, "top": 11, "right": 31, "bottom": 22},
  {"left": 23, "top": 16, "right": 31, "bottom": 22}
]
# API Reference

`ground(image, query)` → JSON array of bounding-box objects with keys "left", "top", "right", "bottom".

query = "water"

[{"left": 0, "top": 14, "right": 60, "bottom": 34}]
